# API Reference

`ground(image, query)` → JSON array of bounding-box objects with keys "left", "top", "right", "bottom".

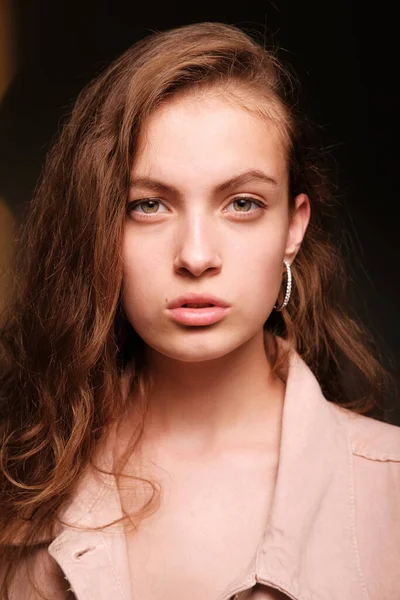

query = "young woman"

[{"left": 1, "top": 21, "right": 399, "bottom": 600}]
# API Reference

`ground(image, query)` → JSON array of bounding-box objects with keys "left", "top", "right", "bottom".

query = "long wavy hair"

[{"left": 0, "top": 21, "right": 396, "bottom": 598}]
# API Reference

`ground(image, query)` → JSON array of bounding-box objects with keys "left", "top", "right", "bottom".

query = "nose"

[{"left": 173, "top": 213, "right": 222, "bottom": 278}]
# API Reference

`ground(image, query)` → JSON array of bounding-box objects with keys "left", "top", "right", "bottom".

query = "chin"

[{"left": 147, "top": 336, "right": 243, "bottom": 364}]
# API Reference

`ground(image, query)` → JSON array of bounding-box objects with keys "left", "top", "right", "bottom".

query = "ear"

[{"left": 284, "top": 193, "right": 311, "bottom": 263}]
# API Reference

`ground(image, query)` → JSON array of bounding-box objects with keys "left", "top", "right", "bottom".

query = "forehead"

[{"left": 132, "top": 91, "right": 288, "bottom": 186}]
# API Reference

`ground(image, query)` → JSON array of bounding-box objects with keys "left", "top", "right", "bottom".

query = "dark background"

[{"left": 1, "top": 1, "right": 399, "bottom": 424}]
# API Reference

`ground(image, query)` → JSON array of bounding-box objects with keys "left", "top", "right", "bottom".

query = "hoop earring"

[{"left": 274, "top": 260, "right": 292, "bottom": 311}]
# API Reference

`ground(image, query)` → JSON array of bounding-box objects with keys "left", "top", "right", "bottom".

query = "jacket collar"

[
  {"left": 48, "top": 341, "right": 366, "bottom": 600},
  {"left": 253, "top": 349, "right": 366, "bottom": 599}
]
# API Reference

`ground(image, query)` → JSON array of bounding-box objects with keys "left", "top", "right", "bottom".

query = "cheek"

[
  {"left": 232, "top": 226, "right": 287, "bottom": 275},
  {"left": 230, "top": 229, "right": 287, "bottom": 310},
  {"left": 236, "top": 252, "right": 284, "bottom": 301},
  {"left": 121, "top": 235, "right": 162, "bottom": 313},
  {"left": 122, "top": 228, "right": 167, "bottom": 277}
]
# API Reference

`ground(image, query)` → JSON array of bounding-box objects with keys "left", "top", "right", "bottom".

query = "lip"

[
  {"left": 167, "top": 293, "right": 231, "bottom": 327},
  {"left": 167, "top": 293, "right": 230, "bottom": 310},
  {"left": 168, "top": 306, "right": 230, "bottom": 326}
]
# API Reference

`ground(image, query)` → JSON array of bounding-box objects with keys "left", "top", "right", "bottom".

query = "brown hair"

[{"left": 0, "top": 21, "right": 396, "bottom": 598}]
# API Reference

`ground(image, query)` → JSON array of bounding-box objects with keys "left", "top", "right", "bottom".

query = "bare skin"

[
  {"left": 120, "top": 425, "right": 283, "bottom": 600},
  {"left": 117, "top": 89, "right": 310, "bottom": 598},
  {"left": 114, "top": 368, "right": 284, "bottom": 600}
]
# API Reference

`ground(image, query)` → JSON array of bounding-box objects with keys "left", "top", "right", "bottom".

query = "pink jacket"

[{"left": 9, "top": 349, "right": 400, "bottom": 599}]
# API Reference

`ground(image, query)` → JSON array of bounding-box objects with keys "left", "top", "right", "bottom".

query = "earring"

[{"left": 274, "top": 260, "right": 292, "bottom": 311}]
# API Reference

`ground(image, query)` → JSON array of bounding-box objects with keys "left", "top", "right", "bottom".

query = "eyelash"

[{"left": 126, "top": 196, "right": 266, "bottom": 220}]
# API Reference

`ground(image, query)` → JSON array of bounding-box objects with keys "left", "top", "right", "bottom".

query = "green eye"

[
  {"left": 126, "top": 196, "right": 266, "bottom": 219},
  {"left": 226, "top": 196, "right": 265, "bottom": 214},
  {"left": 127, "top": 199, "right": 168, "bottom": 214},
  {"left": 232, "top": 198, "right": 253, "bottom": 211}
]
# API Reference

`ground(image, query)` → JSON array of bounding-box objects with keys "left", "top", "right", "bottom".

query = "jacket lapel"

[
  {"left": 253, "top": 348, "right": 368, "bottom": 600},
  {"left": 48, "top": 445, "right": 133, "bottom": 599}
]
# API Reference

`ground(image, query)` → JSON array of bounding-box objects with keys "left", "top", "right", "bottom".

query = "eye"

[
  {"left": 224, "top": 196, "right": 265, "bottom": 216},
  {"left": 126, "top": 196, "right": 266, "bottom": 219},
  {"left": 127, "top": 198, "right": 168, "bottom": 216}
]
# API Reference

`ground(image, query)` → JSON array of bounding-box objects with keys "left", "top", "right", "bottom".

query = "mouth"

[
  {"left": 168, "top": 294, "right": 230, "bottom": 310},
  {"left": 181, "top": 303, "right": 215, "bottom": 308},
  {"left": 167, "top": 302, "right": 230, "bottom": 326}
]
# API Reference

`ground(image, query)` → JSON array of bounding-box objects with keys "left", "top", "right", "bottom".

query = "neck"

[{"left": 131, "top": 331, "right": 285, "bottom": 459}]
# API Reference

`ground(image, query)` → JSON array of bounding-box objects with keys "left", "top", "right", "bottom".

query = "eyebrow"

[{"left": 129, "top": 169, "right": 279, "bottom": 195}]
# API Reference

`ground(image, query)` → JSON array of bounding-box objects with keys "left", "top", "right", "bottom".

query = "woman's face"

[{"left": 122, "top": 91, "right": 309, "bottom": 363}]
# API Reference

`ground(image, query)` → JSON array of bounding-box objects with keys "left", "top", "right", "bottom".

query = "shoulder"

[
  {"left": 331, "top": 403, "right": 400, "bottom": 461},
  {"left": 331, "top": 405, "right": 400, "bottom": 600},
  {"left": 2, "top": 544, "right": 74, "bottom": 600}
]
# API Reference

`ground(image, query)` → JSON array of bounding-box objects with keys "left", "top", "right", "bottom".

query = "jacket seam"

[
  {"left": 347, "top": 434, "right": 371, "bottom": 600},
  {"left": 58, "top": 478, "right": 109, "bottom": 533},
  {"left": 352, "top": 450, "right": 400, "bottom": 462},
  {"left": 335, "top": 406, "right": 400, "bottom": 463},
  {"left": 100, "top": 530, "right": 127, "bottom": 600}
]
